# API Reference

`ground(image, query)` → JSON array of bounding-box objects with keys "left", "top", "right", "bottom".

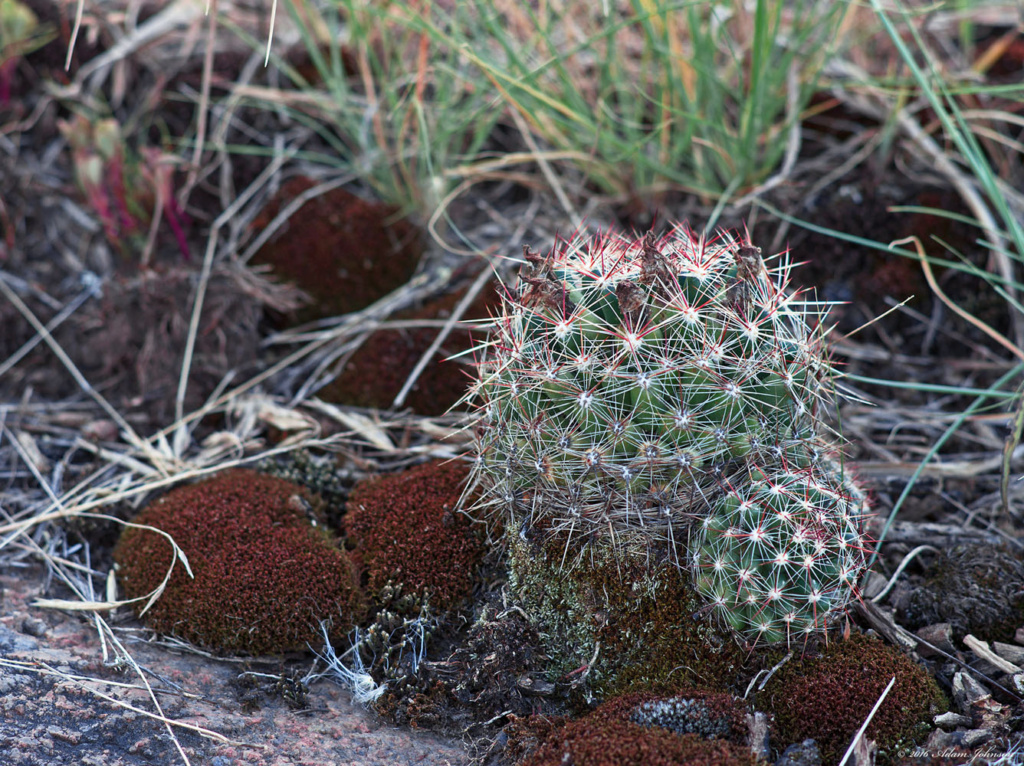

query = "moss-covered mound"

[
  {"left": 252, "top": 176, "right": 422, "bottom": 323},
  {"left": 521, "top": 690, "right": 759, "bottom": 766},
  {"left": 345, "top": 460, "right": 482, "bottom": 611},
  {"left": 760, "top": 633, "right": 947, "bottom": 765},
  {"left": 507, "top": 526, "right": 743, "bottom": 699},
  {"left": 114, "top": 470, "right": 363, "bottom": 655},
  {"left": 320, "top": 283, "right": 499, "bottom": 415}
]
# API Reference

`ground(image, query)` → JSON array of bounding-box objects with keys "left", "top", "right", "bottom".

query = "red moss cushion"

[
  {"left": 763, "top": 634, "right": 947, "bottom": 764},
  {"left": 522, "top": 691, "right": 758, "bottom": 766},
  {"left": 321, "top": 284, "right": 500, "bottom": 415},
  {"left": 252, "top": 177, "right": 422, "bottom": 323},
  {"left": 114, "top": 470, "right": 363, "bottom": 655},
  {"left": 345, "top": 460, "right": 482, "bottom": 610}
]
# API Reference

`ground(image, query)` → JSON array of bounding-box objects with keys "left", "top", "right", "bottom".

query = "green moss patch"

[
  {"left": 507, "top": 527, "right": 743, "bottom": 699},
  {"left": 114, "top": 469, "right": 363, "bottom": 655},
  {"left": 760, "top": 633, "right": 947, "bottom": 765},
  {"left": 345, "top": 460, "right": 483, "bottom": 611}
]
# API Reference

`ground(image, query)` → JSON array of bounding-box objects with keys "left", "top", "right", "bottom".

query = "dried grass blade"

[
  {"left": 305, "top": 401, "right": 396, "bottom": 451},
  {"left": 1002, "top": 378, "right": 1024, "bottom": 513},
  {"left": 892, "top": 235, "right": 1024, "bottom": 362}
]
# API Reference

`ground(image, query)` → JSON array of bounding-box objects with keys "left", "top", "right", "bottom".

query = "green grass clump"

[
  {"left": 236, "top": 0, "right": 501, "bottom": 214},
  {"left": 409, "top": 0, "right": 846, "bottom": 199}
]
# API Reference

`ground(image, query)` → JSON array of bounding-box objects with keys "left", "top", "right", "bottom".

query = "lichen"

[
  {"left": 759, "top": 633, "right": 947, "bottom": 765},
  {"left": 629, "top": 694, "right": 743, "bottom": 740},
  {"left": 371, "top": 596, "right": 560, "bottom": 738},
  {"left": 257, "top": 449, "right": 359, "bottom": 530},
  {"left": 113, "top": 469, "right": 363, "bottom": 655}
]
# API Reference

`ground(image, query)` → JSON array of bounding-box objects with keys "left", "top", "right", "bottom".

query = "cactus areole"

[{"left": 469, "top": 225, "right": 870, "bottom": 646}]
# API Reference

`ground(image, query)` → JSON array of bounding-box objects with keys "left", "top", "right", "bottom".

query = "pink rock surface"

[{"left": 0, "top": 568, "right": 469, "bottom": 766}]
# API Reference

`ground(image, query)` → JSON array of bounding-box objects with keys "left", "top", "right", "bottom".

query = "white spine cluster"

[{"left": 469, "top": 225, "right": 870, "bottom": 645}]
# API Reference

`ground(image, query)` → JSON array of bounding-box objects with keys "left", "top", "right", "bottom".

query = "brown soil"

[{"left": 0, "top": 264, "right": 302, "bottom": 428}]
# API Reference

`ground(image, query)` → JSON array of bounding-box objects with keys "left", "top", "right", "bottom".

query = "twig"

[
  {"left": 508, "top": 108, "right": 582, "bottom": 232},
  {"left": 173, "top": 147, "right": 298, "bottom": 443},
  {"left": 890, "top": 109, "right": 1024, "bottom": 347},
  {"left": 0, "top": 276, "right": 145, "bottom": 451},
  {"left": 180, "top": 0, "right": 218, "bottom": 207},
  {"left": 892, "top": 235, "right": 1024, "bottom": 362},
  {"left": 0, "top": 275, "right": 100, "bottom": 380},
  {"left": 870, "top": 545, "right": 939, "bottom": 603}
]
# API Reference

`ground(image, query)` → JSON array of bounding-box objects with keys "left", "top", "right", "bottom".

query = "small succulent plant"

[
  {"left": 468, "top": 225, "right": 870, "bottom": 644},
  {"left": 59, "top": 113, "right": 189, "bottom": 260},
  {"left": 692, "top": 440, "right": 870, "bottom": 645},
  {"left": 0, "top": 0, "right": 52, "bottom": 103}
]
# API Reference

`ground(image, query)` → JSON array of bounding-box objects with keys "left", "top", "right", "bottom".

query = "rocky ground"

[{"left": 0, "top": 567, "right": 470, "bottom": 766}]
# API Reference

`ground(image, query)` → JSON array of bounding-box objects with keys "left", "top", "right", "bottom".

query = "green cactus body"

[
  {"left": 474, "top": 228, "right": 828, "bottom": 535},
  {"left": 692, "top": 444, "right": 869, "bottom": 645},
  {"left": 470, "top": 226, "right": 869, "bottom": 645}
]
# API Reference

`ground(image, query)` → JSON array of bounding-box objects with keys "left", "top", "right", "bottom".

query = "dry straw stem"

[
  {"left": 0, "top": 445, "right": 205, "bottom": 766},
  {"left": 392, "top": 260, "right": 495, "bottom": 409},
  {"left": 837, "top": 675, "right": 895, "bottom": 766},
  {"left": 892, "top": 235, "right": 1024, "bottom": 363},
  {"left": 0, "top": 276, "right": 157, "bottom": 462},
  {"left": 890, "top": 111, "right": 1023, "bottom": 346},
  {"left": 173, "top": 144, "right": 299, "bottom": 437}
]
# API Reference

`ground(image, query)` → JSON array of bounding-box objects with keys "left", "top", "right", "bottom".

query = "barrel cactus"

[
  {"left": 468, "top": 225, "right": 870, "bottom": 644},
  {"left": 692, "top": 440, "right": 870, "bottom": 645}
]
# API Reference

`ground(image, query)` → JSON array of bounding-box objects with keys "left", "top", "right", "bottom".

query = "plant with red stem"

[{"left": 59, "top": 114, "right": 190, "bottom": 262}]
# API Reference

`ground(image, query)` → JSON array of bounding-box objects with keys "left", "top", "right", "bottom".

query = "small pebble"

[
  {"left": 776, "top": 739, "right": 821, "bottom": 766},
  {"left": 21, "top": 616, "right": 48, "bottom": 637},
  {"left": 0, "top": 624, "right": 38, "bottom": 652},
  {"left": 962, "top": 729, "right": 993, "bottom": 747},
  {"left": 934, "top": 711, "right": 972, "bottom": 729},
  {"left": 993, "top": 641, "right": 1024, "bottom": 666}
]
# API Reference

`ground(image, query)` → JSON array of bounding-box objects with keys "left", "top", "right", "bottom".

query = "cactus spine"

[{"left": 469, "top": 225, "right": 869, "bottom": 645}]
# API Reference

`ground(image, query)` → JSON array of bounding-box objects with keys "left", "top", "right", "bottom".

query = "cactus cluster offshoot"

[{"left": 469, "top": 225, "right": 871, "bottom": 645}]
